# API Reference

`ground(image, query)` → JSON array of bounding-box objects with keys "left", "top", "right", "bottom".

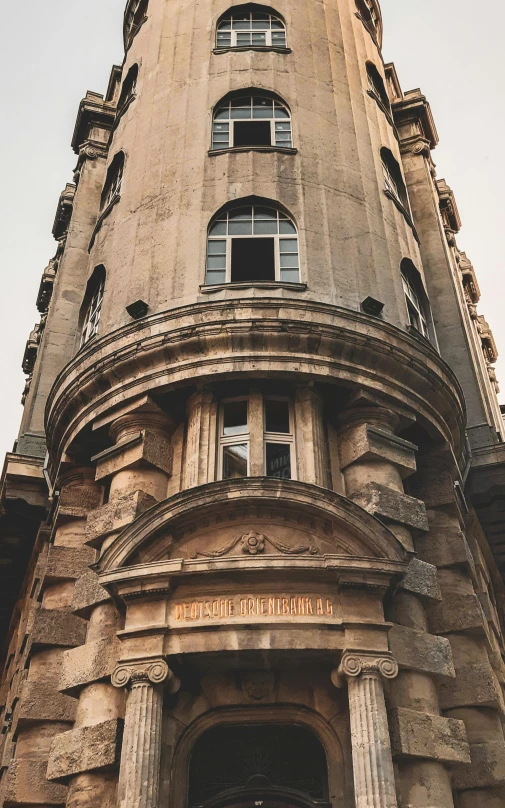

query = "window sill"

[
  {"left": 383, "top": 189, "right": 420, "bottom": 243},
  {"left": 213, "top": 45, "right": 291, "bottom": 55},
  {"left": 200, "top": 281, "right": 307, "bottom": 293},
  {"left": 209, "top": 145, "right": 297, "bottom": 157},
  {"left": 88, "top": 195, "right": 121, "bottom": 252},
  {"left": 111, "top": 94, "right": 136, "bottom": 134}
]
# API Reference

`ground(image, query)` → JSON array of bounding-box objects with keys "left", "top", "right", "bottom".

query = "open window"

[
  {"left": 212, "top": 93, "right": 292, "bottom": 151},
  {"left": 366, "top": 62, "right": 391, "bottom": 116},
  {"left": 356, "top": 0, "right": 380, "bottom": 40},
  {"left": 401, "top": 258, "right": 433, "bottom": 341},
  {"left": 206, "top": 201, "right": 299, "bottom": 285},
  {"left": 101, "top": 151, "right": 125, "bottom": 210},
  {"left": 125, "top": 0, "right": 148, "bottom": 48},
  {"left": 381, "top": 147, "right": 410, "bottom": 215},
  {"left": 80, "top": 266, "right": 106, "bottom": 347},
  {"left": 117, "top": 64, "right": 138, "bottom": 113},
  {"left": 216, "top": 5, "right": 287, "bottom": 49}
]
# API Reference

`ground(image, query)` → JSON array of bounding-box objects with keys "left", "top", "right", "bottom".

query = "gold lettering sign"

[{"left": 173, "top": 595, "right": 334, "bottom": 622}]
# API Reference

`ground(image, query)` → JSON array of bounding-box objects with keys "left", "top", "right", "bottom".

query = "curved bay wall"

[{"left": 89, "top": 0, "right": 423, "bottom": 336}]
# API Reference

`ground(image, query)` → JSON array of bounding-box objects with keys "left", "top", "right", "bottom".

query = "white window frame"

[
  {"left": 212, "top": 96, "right": 292, "bottom": 151},
  {"left": 382, "top": 158, "right": 401, "bottom": 204},
  {"left": 206, "top": 205, "right": 300, "bottom": 286},
  {"left": 81, "top": 275, "right": 105, "bottom": 347},
  {"left": 263, "top": 397, "right": 296, "bottom": 480},
  {"left": 218, "top": 397, "right": 250, "bottom": 479},
  {"left": 216, "top": 11, "right": 287, "bottom": 49},
  {"left": 402, "top": 273, "right": 429, "bottom": 338}
]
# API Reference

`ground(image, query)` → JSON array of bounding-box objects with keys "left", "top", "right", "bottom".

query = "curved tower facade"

[{"left": 2, "top": 1, "right": 505, "bottom": 807}]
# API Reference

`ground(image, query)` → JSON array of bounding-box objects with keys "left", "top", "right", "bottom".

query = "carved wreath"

[{"left": 190, "top": 530, "right": 318, "bottom": 558}]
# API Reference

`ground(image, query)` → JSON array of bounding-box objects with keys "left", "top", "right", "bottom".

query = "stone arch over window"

[
  {"left": 216, "top": 4, "right": 287, "bottom": 50},
  {"left": 188, "top": 723, "right": 330, "bottom": 807},
  {"left": 205, "top": 197, "right": 299, "bottom": 285},
  {"left": 400, "top": 258, "right": 433, "bottom": 342},
  {"left": 100, "top": 151, "right": 125, "bottom": 211},
  {"left": 124, "top": 0, "right": 148, "bottom": 49},
  {"left": 211, "top": 91, "right": 292, "bottom": 151},
  {"left": 79, "top": 265, "right": 106, "bottom": 347},
  {"left": 117, "top": 63, "right": 138, "bottom": 113},
  {"left": 366, "top": 61, "right": 391, "bottom": 115},
  {"left": 380, "top": 147, "right": 410, "bottom": 215}
]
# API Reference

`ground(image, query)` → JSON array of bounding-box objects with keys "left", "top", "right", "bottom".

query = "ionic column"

[
  {"left": 335, "top": 652, "right": 399, "bottom": 808},
  {"left": 112, "top": 659, "right": 180, "bottom": 808}
]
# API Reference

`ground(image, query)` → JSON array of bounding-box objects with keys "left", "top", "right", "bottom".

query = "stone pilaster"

[
  {"left": 112, "top": 659, "right": 179, "bottom": 808},
  {"left": 183, "top": 388, "right": 216, "bottom": 488},
  {"left": 336, "top": 651, "right": 399, "bottom": 808}
]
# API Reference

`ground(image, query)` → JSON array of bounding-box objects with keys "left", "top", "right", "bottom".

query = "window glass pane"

[
  {"left": 215, "top": 106, "right": 230, "bottom": 120},
  {"left": 271, "top": 31, "right": 286, "bottom": 44},
  {"left": 207, "top": 254, "right": 227, "bottom": 269},
  {"left": 236, "top": 33, "right": 253, "bottom": 45},
  {"left": 274, "top": 105, "right": 289, "bottom": 119},
  {"left": 280, "top": 253, "right": 299, "bottom": 268},
  {"left": 254, "top": 207, "right": 277, "bottom": 220},
  {"left": 206, "top": 270, "right": 226, "bottom": 285},
  {"left": 279, "top": 238, "right": 298, "bottom": 252},
  {"left": 265, "top": 400, "right": 290, "bottom": 433},
  {"left": 207, "top": 240, "right": 226, "bottom": 255},
  {"left": 223, "top": 444, "right": 248, "bottom": 478},
  {"left": 229, "top": 207, "right": 253, "bottom": 220},
  {"left": 253, "top": 98, "right": 273, "bottom": 119},
  {"left": 254, "top": 220, "right": 278, "bottom": 235},
  {"left": 266, "top": 443, "right": 291, "bottom": 479},
  {"left": 217, "top": 34, "right": 232, "bottom": 46},
  {"left": 218, "top": 18, "right": 231, "bottom": 29},
  {"left": 230, "top": 100, "right": 252, "bottom": 119},
  {"left": 223, "top": 400, "right": 248, "bottom": 435},
  {"left": 279, "top": 220, "right": 296, "bottom": 234},
  {"left": 271, "top": 19, "right": 285, "bottom": 29},
  {"left": 275, "top": 121, "right": 291, "bottom": 132},
  {"left": 252, "top": 33, "right": 267, "bottom": 44},
  {"left": 209, "top": 220, "right": 227, "bottom": 236},
  {"left": 252, "top": 13, "right": 269, "bottom": 22},
  {"left": 229, "top": 219, "right": 253, "bottom": 235},
  {"left": 280, "top": 268, "right": 300, "bottom": 283}
]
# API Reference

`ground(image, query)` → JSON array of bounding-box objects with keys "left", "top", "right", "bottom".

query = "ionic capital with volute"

[{"left": 112, "top": 657, "right": 180, "bottom": 693}]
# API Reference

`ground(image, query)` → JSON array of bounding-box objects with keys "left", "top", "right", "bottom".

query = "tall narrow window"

[
  {"left": 366, "top": 62, "right": 391, "bottom": 115},
  {"left": 401, "top": 259, "right": 431, "bottom": 340},
  {"left": 80, "top": 267, "right": 106, "bottom": 347},
  {"left": 206, "top": 202, "right": 299, "bottom": 285},
  {"left": 381, "top": 147, "right": 410, "bottom": 215},
  {"left": 216, "top": 7, "right": 287, "bottom": 49},
  {"left": 117, "top": 64, "right": 138, "bottom": 112},
  {"left": 264, "top": 398, "right": 294, "bottom": 479},
  {"left": 101, "top": 152, "right": 125, "bottom": 210},
  {"left": 212, "top": 94, "right": 292, "bottom": 151},
  {"left": 125, "top": 0, "right": 148, "bottom": 48},
  {"left": 220, "top": 400, "right": 249, "bottom": 479},
  {"left": 356, "top": 0, "right": 380, "bottom": 38}
]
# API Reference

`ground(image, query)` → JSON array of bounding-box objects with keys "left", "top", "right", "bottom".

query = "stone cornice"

[{"left": 44, "top": 299, "right": 466, "bottom": 472}]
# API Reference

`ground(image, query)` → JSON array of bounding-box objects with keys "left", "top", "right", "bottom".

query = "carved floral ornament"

[
  {"left": 189, "top": 530, "right": 319, "bottom": 559},
  {"left": 332, "top": 651, "right": 399, "bottom": 687},
  {"left": 112, "top": 658, "right": 180, "bottom": 693}
]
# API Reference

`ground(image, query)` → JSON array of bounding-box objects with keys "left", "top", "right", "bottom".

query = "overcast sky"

[{"left": 1, "top": 0, "right": 504, "bottom": 461}]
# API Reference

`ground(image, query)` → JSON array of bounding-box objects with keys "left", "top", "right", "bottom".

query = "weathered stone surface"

[
  {"left": 85, "top": 490, "right": 157, "bottom": 546},
  {"left": 339, "top": 423, "right": 417, "bottom": 478},
  {"left": 389, "top": 624, "right": 455, "bottom": 678},
  {"left": 59, "top": 482, "right": 102, "bottom": 511},
  {"left": 428, "top": 593, "right": 485, "bottom": 635},
  {"left": 31, "top": 608, "right": 87, "bottom": 648},
  {"left": 72, "top": 571, "right": 110, "bottom": 618},
  {"left": 417, "top": 527, "right": 475, "bottom": 572},
  {"left": 389, "top": 707, "right": 470, "bottom": 763},
  {"left": 352, "top": 482, "right": 429, "bottom": 532},
  {"left": 18, "top": 680, "right": 76, "bottom": 723},
  {"left": 47, "top": 719, "right": 123, "bottom": 781},
  {"left": 46, "top": 545, "right": 95, "bottom": 581},
  {"left": 452, "top": 741, "right": 505, "bottom": 790},
  {"left": 4, "top": 758, "right": 68, "bottom": 803},
  {"left": 439, "top": 664, "right": 502, "bottom": 709},
  {"left": 399, "top": 558, "right": 442, "bottom": 601},
  {"left": 94, "top": 431, "right": 173, "bottom": 481},
  {"left": 60, "top": 638, "right": 121, "bottom": 695}
]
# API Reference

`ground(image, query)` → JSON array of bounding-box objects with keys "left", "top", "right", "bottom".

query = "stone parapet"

[
  {"left": 47, "top": 718, "right": 123, "bottom": 781},
  {"left": 389, "top": 707, "right": 470, "bottom": 763}
]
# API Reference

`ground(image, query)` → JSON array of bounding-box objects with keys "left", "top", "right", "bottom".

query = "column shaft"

[{"left": 118, "top": 680, "right": 163, "bottom": 808}]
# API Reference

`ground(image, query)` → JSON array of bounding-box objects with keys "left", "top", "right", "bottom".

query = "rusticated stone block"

[
  {"left": 94, "top": 431, "right": 173, "bottom": 482},
  {"left": 85, "top": 490, "right": 157, "bottom": 546},
  {"left": 4, "top": 758, "right": 67, "bottom": 803},
  {"left": 47, "top": 719, "right": 123, "bottom": 781},
  {"left": 410, "top": 465, "right": 455, "bottom": 508},
  {"left": 417, "top": 528, "right": 475, "bottom": 572},
  {"left": 352, "top": 482, "right": 429, "bottom": 532},
  {"left": 18, "top": 680, "right": 76, "bottom": 724},
  {"left": 389, "top": 708, "right": 470, "bottom": 763},
  {"left": 60, "top": 638, "right": 120, "bottom": 695},
  {"left": 31, "top": 608, "right": 87, "bottom": 648},
  {"left": 72, "top": 571, "right": 110, "bottom": 618},
  {"left": 400, "top": 558, "right": 441, "bottom": 601},
  {"left": 439, "top": 664, "right": 502, "bottom": 710},
  {"left": 389, "top": 624, "right": 455, "bottom": 678},
  {"left": 339, "top": 424, "right": 417, "bottom": 478},
  {"left": 452, "top": 741, "right": 505, "bottom": 790},
  {"left": 46, "top": 545, "right": 95, "bottom": 581},
  {"left": 428, "top": 593, "right": 485, "bottom": 635}
]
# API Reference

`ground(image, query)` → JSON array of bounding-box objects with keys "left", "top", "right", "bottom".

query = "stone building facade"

[{"left": 2, "top": 0, "right": 505, "bottom": 806}]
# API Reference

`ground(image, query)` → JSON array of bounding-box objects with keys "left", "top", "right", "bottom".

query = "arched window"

[
  {"left": 101, "top": 152, "right": 125, "bottom": 210},
  {"left": 401, "top": 259, "right": 431, "bottom": 340},
  {"left": 188, "top": 724, "right": 329, "bottom": 807},
  {"left": 212, "top": 93, "right": 292, "bottom": 150},
  {"left": 216, "top": 5, "right": 286, "bottom": 49},
  {"left": 380, "top": 147, "right": 410, "bottom": 214},
  {"left": 356, "top": 0, "right": 380, "bottom": 38},
  {"left": 117, "top": 64, "right": 138, "bottom": 112},
  {"left": 206, "top": 201, "right": 299, "bottom": 285},
  {"left": 125, "top": 0, "right": 148, "bottom": 48},
  {"left": 80, "top": 266, "right": 106, "bottom": 347},
  {"left": 366, "top": 62, "right": 391, "bottom": 115}
]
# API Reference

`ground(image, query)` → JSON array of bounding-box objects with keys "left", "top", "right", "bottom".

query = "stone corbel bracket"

[{"left": 112, "top": 657, "right": 180, "bottom": 693}]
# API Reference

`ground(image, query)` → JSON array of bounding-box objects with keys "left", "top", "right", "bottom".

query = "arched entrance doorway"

[{"left": 188, "top": 725, "right": 330, "bottom": 808}]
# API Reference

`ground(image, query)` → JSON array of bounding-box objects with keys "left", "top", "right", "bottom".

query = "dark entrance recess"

[
  {"left": 234, "top": 120, "right": 272, "bottom": 147},
  {"left": 231, "top": 238, "right": 275, "bottom": 282},
  {"left": 188, "top": 724, "right": 330, "bottom": 808}
]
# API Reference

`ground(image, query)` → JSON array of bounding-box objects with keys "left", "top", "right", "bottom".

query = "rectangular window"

[
  {"left": 220, "top": 400, "right": 249, "bottom": 479},
  {"left": 265, "top": 443, "right": 292, "bottom": 479},
  {"left": 264, "top": 398, "right": 294, "bottom": 480},
  {"left": 223, "top": 444, "right": 249, "bottom": 478},
  {"left": 231, "top": 237, "right": 275, "bottom": 282},
  {"left": 233, "top": 120, "right": 272, "bottom": 147}
]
